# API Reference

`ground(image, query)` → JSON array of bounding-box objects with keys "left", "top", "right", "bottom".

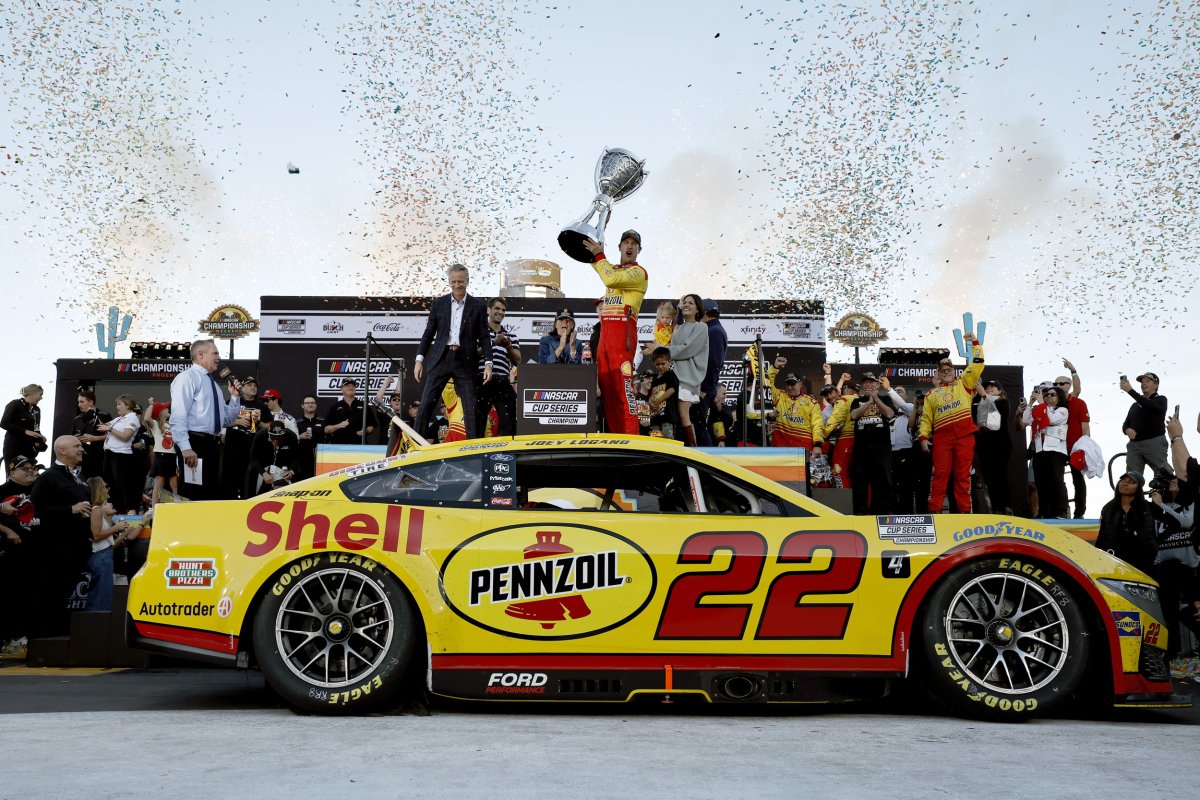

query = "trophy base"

[{"left": 557, "top": 228, "right": 597, "bottom": 264}]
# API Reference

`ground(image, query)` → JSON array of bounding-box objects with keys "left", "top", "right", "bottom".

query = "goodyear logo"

[
  {"left": 1112, "top": 610, "right": 1142, "bottom": 637},
  {"left": 164, "top": 558, "right": 218, "bottom": 589},
  {"left": 440, "top": 523, "right": 656, "bottom": 641}
]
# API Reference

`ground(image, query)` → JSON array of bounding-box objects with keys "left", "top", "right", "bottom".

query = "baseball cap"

[
  {"left": 619, "top": 229, "right": 641, "bottom": 246},
  {"left": 149, "top": 401, "right": 171, "bottom": 418},
  {"left": 1136, "top": 372, "right": 1160, "bottom": 383},
  {"left": 937, "top": 358, "right": 954, "bottom": 367},
  {"left": 261, "top": 389, "right": 281, "bottom": 401},
  {"left": 8, "top": 455, "right": 43, "bottom": 472},
  {"left": 242, "top": 375, "right": 258, "bottom": 385},
  {"left": 982, "top": 379, "right": 1001, "bottom": 389},
  {"left": 340, "top": 378, "right": 358, "bottom": 387},
  {"left": 1119, "top": 471, "right": 1146, "bottom": 486},
  {"left": 267, "top": 420, "right": 287, "bottom": 437},
  {"left": 555, "top": 308, "right": 574, "bottom": 321},
  {"left": 820, "top": 384, "right": 836, "bottom": 396},
  {"left": 702, "top": 298, "right": 720, "bottom": 314},
  {"left": 860, "top": 371, "right": 879, "bottom": 382},
  {"left": 784, "top": 374, "right": 800, "bottom": 385}
]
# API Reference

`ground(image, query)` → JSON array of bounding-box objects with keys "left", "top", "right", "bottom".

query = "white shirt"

[
  {"left": 103, "top": 412, "right": 139, "bottom": 454},
  {"left": 887, "top": 389, "right": 915, "bottom": 450},
  {"left": 448, "top": 295, "right": 466, "bottom": 347},
  {"left": 168, "top": 363, "right": 242, "bottom": 451}
]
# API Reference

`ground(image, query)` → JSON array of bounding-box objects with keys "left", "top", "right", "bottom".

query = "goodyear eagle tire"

[
  {"left": 253, "top": 556, "right": 417, "bottom": 714},
  {"left": 920, "top": 557, "right": 1089, "bottom": 721}
]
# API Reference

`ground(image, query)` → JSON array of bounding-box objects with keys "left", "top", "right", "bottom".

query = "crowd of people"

[{"left": 2, "top": 238, "right": 1197, "bottom": 675}]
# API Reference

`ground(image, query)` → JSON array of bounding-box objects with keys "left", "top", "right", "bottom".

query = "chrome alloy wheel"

[
  {"left": 944, "top": 572, "right": 1069, "bottom": 695},
  {"left": 274, "top": 568, "right": 395, "bottom": 688}
]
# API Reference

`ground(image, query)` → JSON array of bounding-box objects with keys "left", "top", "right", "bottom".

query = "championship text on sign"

[
  {"left": 199, "top": 304, "right": 260, "bottom": 340},
  {"left": 523, "top": 389, "right": 589, "bottom": 426},
  {"left": 827, "top": 313, "right": 888, "bottom": 347}
]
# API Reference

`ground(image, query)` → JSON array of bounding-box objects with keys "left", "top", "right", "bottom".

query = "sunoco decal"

[
  {"left": 440, "top": 523, "right": 657, "bottom": 641},
  {"left": 164, "top": 558, "right": 219, "bottom": 589},
  {"left": 1112, "top": 611, "right": 1142, "bottom": 637}
]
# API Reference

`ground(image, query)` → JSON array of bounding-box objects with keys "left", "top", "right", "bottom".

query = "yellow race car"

[{"left": 127, "top": 434, "right": 1179, "bottom": 719}]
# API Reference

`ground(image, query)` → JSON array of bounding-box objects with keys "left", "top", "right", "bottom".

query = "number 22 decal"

[{"left": 655, "top": 530, "right": 867, "bottom": 640}]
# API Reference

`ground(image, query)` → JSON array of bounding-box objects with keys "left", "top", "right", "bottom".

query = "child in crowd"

[
  {"left": 653, "top": 300, "right": 676, "bottom": 347},
  {"left": 648, "top": 347, "right": 681, "bottom": 438},
  {"left": 636, "top": 373, "right": 654, "bottom": 436},
  {"left": 143, "top": 399, "right": 177, "bottom": 506}
]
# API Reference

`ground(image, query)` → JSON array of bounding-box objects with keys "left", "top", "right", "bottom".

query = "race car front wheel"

[
  {"left": 253, "top": 558, "right": 417, "bottom": 714},
  {"left": 919, "top": 557, "right": 1090, "bottom": 720}
]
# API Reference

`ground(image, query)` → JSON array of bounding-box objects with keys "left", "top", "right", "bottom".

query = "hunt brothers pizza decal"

[
  {"left": 164, "top": 558, "right": 219, "bottom": 588},
  {"left": 440, "top": 523, "right": 657, "bottom": 641}
]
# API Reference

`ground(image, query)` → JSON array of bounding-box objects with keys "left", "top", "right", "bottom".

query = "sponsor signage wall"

[{"left": 256, "top": 296, "right": 827, "bottom": 426}]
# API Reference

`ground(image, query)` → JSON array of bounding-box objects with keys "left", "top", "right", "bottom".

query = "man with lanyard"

[
  {"left": 29, "top": 436, "right": 92, "bottom": 637},
  {"left": 168, "top": 338, "right": 243, "bottom": 501},
  {"left": 696, "top": 299, "right": 728, "bottom": 446},
  {"left": 72, "top": 390, "right": 111, "bottom": 479},
  {"left": 918, "top": 334, "right": 984, "bottom": 513},
  {"left": 581, "top": 231, "right": 648, "bottom": 434},
  {"left": 476, "top": 297, "right": 522, "bottom": 438}
]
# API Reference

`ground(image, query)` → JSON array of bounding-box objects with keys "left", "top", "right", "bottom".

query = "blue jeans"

[{"left": 84, "top": 547, "right": 114, "bottom": 612}]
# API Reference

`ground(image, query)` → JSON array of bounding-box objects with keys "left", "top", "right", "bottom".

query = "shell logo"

[{"left": 440, "top": 523, "right": 657, "bottom": 640}]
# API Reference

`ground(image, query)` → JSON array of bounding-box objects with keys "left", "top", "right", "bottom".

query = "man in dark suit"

[{"left": 413, "top": 264, "right": 493, "bottom": 439}]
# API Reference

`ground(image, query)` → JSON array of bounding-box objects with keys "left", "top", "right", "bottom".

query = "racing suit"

[
  {"left": 591, "top": 252, "right": 648, "bottom": 435},
  {"left": 918, "top": 341, "right": 984, "bottom": 513},
  {"left": 823, "top": 394, "right": 857, "bottom": 488},
  {"left": 766, "top": 367, "right": 823, "bottom": 452}
]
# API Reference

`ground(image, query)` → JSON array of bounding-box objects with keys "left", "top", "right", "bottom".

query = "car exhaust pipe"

[{"left": 718, "top": 674, "right": 761, "bottom": 701}]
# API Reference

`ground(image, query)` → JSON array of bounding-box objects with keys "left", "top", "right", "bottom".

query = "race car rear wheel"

[
  {"left": 253, "top": 558, "right": 417, "bottom": 714},
  {"left": 919, "top": 557, "right": 1089, "bottom": 720}
]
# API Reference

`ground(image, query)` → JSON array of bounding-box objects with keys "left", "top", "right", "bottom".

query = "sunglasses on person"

[{"left": 1054, "top": 381, "right": 1070, "bottom": 386}]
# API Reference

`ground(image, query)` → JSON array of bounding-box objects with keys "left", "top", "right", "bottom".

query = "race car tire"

[
  {"left": 253, "top": 556, "right": 418, "bottom": 714},
  {"left": 919, "top": 556, "right": 1090, "bottom": 721}
]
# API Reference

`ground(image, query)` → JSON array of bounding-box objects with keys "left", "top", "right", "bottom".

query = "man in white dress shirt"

[{"left": 169, "top": 339, "right": 243, "bottom": 500}]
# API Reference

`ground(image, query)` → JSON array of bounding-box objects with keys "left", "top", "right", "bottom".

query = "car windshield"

[{"left": 341, "top": 456, "right": 482, "bottom": 506}]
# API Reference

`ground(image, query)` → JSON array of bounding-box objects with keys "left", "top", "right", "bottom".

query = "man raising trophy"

[
  {"left": 581, "top": 232, "right": 647, "bottom": 435},
  {"left": 559, "top": 147, "right": 650, "bottom": 435}
]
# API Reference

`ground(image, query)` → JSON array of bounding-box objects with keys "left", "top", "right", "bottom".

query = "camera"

[{"left": 1148, "top": 466, "right": 1175, "bottom": 494}]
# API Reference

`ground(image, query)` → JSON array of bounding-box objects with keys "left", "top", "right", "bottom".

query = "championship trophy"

[{"left": 557, "top": 147, "right": 648, "bottom": 263}]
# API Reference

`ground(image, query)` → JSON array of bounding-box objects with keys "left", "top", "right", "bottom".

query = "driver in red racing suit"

[{"left": 582, "top": 231, "right": 648, "bottom": 435}]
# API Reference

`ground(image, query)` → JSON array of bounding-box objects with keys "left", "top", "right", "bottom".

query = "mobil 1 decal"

[
  {"left": 439, "top": 523, "right": 657, "bottom": 640},
  {"left": 484, "top": 453, "right": 517, "bottom": 508}
]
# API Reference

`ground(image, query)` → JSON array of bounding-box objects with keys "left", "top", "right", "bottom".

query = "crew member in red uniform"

[
  {"left": 582, "top": 231, "right": 648, "bottom": 435},
  {"left": 918, "top": 335, "right": 985, "bottom": 513}
]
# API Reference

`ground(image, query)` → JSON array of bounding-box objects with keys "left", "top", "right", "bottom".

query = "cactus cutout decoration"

[
  {"left": 96, "top": 305, "right": 133, "bottom": 359},
  {"left": 952, "top": 311, "right": 986, "bottom": 359}
]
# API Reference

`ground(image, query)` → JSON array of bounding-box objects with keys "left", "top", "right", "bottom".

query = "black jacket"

[
  {"left": 1095, "top": 497, "right": 1158, "bottom": 574},
  {"left": 416, "top": 293, "right": 491, "bottom": 372},
  {"left": 1121, "top": 391, "right": 1168, "bottom": 441},
  {"left": 28, "top": 464, "right": 91, "bottom": 563},
  {"left": 1, "top": 398, "right": 42, "bottom": 460},
  {"left": 248, "top": 429, "right": 298, "bottom": 478}
]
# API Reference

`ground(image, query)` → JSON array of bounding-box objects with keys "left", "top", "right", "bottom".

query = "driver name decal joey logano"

[{"left": 440, "top": 523, "right": 657, "bottom": 641}]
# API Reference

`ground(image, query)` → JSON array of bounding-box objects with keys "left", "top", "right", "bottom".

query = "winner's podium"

[{"left": 515, "top": 364, "right": 598, "bottom": 435}]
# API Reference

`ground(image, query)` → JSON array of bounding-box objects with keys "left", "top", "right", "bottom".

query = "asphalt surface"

[{"left": 2, "top": 661, "right": 1199, "bottom": 799}]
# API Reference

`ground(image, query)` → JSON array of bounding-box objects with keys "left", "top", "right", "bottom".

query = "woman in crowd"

[
  {"left": 1149, "top": 471, "right": 1200, "bottom": 659},
  {"left": 2, "top": 384, "right": 47, "bottom": 472},
  {"left": 973, "top": 380, "right": 1012, "bottom": 513},
  {"left": 1022, "top": 384, "right": 1069, "bottom": 518},
  {"left": 1095, "top": 472, "right": 1158, "bottom": 575},
  {"left": 656, "top": 294, "right": 709, "bottom": 447},
  {"left": 538, "top": 308, "right": 584, "bottom": 364},
  {"left": 101, "top": 394, "right": 142, "bottom": 513},
  {"left": 85, "top": 477, "right": 134, "bottom": 612}
]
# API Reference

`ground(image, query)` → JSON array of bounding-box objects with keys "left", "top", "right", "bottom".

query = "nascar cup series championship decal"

[{"left": 440, "top": 523, "right": 657, "bottom": 640}]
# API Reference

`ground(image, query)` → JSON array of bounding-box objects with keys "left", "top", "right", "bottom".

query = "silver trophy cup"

[{"left": 557, "top": 147, "right": 648, "bottom": 263}]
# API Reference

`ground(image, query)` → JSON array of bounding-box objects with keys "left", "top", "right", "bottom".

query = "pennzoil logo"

[
  {"left": 441, "top": 524, "right": 656, "bottom": 641},
  {"left": 164, "top": 558, "right": 219, "bottom": 589}
]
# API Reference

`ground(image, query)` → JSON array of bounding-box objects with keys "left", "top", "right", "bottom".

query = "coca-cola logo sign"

[{"left": 372, "top": 322, "right": 402, "bottom": 332}]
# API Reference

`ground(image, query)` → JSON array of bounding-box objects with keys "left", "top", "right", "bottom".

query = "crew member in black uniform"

[
  {"left": 294, "top": 394, "right": 324, "bottom": 481},
  {"left": 72, "top": 390, "right": 112, "bottom": 479},
  {"left": 323, "top": 379, "right": 377, "bottom": 445},
  {"left": 222, "top": 376, "right": 266, "bottom": 499}
]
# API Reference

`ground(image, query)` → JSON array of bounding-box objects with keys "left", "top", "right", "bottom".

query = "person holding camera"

[
  {"left": 1021, "top": 383, "right": 1070, "bottom": 519},
  {"left": 2, "top": 384, "right": 47, "bottom": 475},
  {"left": 1148, "top": 466, "right": 1200, "bottom": 660},
  {"left": 1120, "top": 371, "right": 1169, "bottom": 479}
]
